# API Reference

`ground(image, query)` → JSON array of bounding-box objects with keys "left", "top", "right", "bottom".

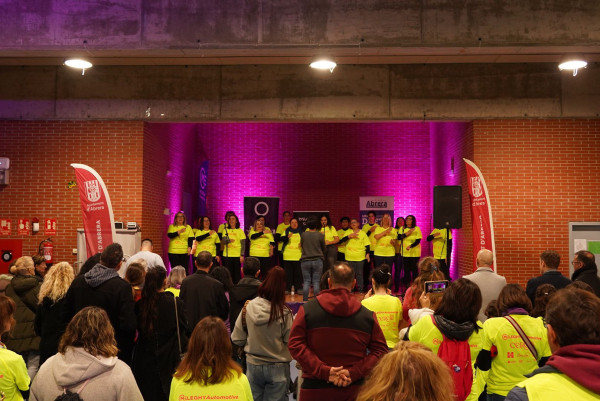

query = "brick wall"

[
  {"left": 472, "top": 119, "right": 600, "bottom": 285},
  {"left": 0, "top": 120, "right": 144, "bottom": 270}
]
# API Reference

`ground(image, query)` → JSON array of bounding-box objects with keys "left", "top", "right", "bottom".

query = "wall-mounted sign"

[
  {"left": 0, "top": 219, "right": 11, "bottom": 236},
  {"left": 45, "top": 219, "right": 57, "bottom": 235},
  {"left": 18, "top": 219, "right": 30, "bottom": 235}
]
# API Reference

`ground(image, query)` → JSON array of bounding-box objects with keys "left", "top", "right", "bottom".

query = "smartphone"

[{"left": 424, "top": 280, "right": 448, "bottom": 293}]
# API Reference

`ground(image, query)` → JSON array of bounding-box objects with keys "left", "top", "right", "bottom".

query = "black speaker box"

[{"left": 433, "top": 186, "right": 462, "bottom": 229}]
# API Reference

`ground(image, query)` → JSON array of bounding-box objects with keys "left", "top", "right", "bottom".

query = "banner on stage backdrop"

[
  {"left": 243, "top": 197, "right": 279, "bottom": 232},
  {"left": 359, "top": 196, "right": 394, "bottom": 225},
  {"left": 197, "top": 161, "right": 209, "bottom": 218},
  {"left": 463, "top": 159, "right": 496, "bottom": 271},
  {"left": 71, "top": 164, "right": 116, "bottom": 259},
  {"left": 293, "top": 211, "right": 330, "bottom": 231}
]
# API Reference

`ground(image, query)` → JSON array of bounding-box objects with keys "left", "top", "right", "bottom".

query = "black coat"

[
  {"left": 525, "top": 270, "right": 572, "bottom": 305},
  {"left": 35, "top": 296, "right": 69, "bottom": 365},
  {"left": 229, "top": 277, "right": 261, "bottom": 326},
  {"left": 180, "top": 270, "right": 229, "bottom": 335},
  {"left": 133, "top": 292, "right": 188, "bottom": 401},
  {"left": 572, "top": 264, "right": 600, "bottom": 297},
  {"left": 5, "top": 275, "right": 41, "bottom": 353},
  {"left": 63, "top": 265, "right": 137, "bottom": 365}
]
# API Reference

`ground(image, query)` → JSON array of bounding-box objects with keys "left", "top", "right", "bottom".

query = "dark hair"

[
  {"left": 405, "top": 215, "right": 417, "bottom": 228},
  {"left": 100, "top": 243, "right": 124, "bottom": 270},
  {"left": 225, "top": 211, "right": 235, "bottom": 219},
  {"left": 340, "top": 216, "right": 350, "bottom": 223},
  {"left": 257, "top": 266, "right": 288, "bottom": 324},
  {"left": 138, "top": 268, "right": 167, "bottom": 334},
  {"left": 540, "top": 250, "right": 560, "bottom": 269},
  {"left": 545, "top": 288, "right": 600, "bottom": 346},
  {"left": 227, "top": 214, "right": 240, "bottom": 229},
  {"left": 173, "top": 212, "right": 187, "bottom": 225},
  {"left": 485, "top": 300, "right": 500, "bottom": 319},
  {"left": 174, "top": 317, "right": 241, "bottom": 385},
  {"left": 283, "top": 211, "right": 291, "bottom": 216},
  {"left": 575, "top": 250, "right": 596, "bottom": 269},
  {"left": 435, "top": 278, "right": 482, "bottom": 329},
  {"left": 567, "top": 280, "right": 595, "bottom": 294},
  {"left": 367, "top": 211, "right": 376, "bottom": 218},
  {"left": 330, "top": 262, "right": 355, "bottom": 288},
  {"left": 496, "top": 284, "right": 532, "bottom": 314},
  {"left": 125, "top": 262, "right": 146, "bottom": 286},
  {"left": 32, "top": 254, "right": 46, "bottom": 266},
  {"left": 78, "top": 253, "right": 101, "bottom": 276},
  {"left": 531, "top": 284, "right": 557, "bottom": 318},
  {"left": 141, "top": 238, "right": 153, "bottom": 247},
  {"left": 306, "top": 217, "right": 319, "bottom": 230},
  {"left": 319, "top": 214, "right": 332, "bottom": 227},
  {"left": 371, "top": 265, "right": 391, "bottom": 288},
  {"left": 195, "top": 251, "right": 213, "bottom": 269},
  {"left": 395, "top": 216, "right": 405, "bottom": 229},
  {"left": 210, "top": 266, "right": 234, "bottom": 293},
  {"left": 199, "top": 216, "right": 212, "bottom": 230},
  {"left": 243, "top": 257, "right": 261, "bottom": 277}
]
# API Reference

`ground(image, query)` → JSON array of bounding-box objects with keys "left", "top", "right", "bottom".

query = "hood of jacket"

[
  {"left": 51, "top": 347, "right": 118, "bottom": 387},
  {"left": 10, "top": 275, "right": 39, "bottom": 295},
  {"left": 247, "top": 297, "right": 285, "bottom": 326},
  {"left": 231, "top": 278, "right": 261, "bottom": 302},
  {"left": 84, "top": 263, "right": 120, "bottom": 288},
  {"left": 546, "top": 344, "right": 600, "bottom": 393},
  {"left": 315, "top": 287, "right": 361, "bottom": 317},
  {"left": 433, "top": 314, "right": 477, "bottom": 341}
]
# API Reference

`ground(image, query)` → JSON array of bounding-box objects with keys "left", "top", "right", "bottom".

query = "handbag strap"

[
  {"left": 504, "top": 316, "right": 538, "bottom": 360},
  {"left": 241, "top": 300, "right": 251, "bottom": 332},
  {"left": 174, "top": 295, "right": 182, "bottom": 355}
]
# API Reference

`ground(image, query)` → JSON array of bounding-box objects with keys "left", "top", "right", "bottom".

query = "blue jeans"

[
  {"left": 301, "top": 259, "right": 323, "bottom": 301},
  {"left": 246, "top": 362, "right": 290, "bottom": 401},
  {"left": 347, "top": 260, "right": 365, "bottom": 292}
]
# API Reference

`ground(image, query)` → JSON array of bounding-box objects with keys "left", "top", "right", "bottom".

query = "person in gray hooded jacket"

[
  {"left": 231, "top": 266, "right": 293, "bottom": 401},
  {"left": 63, "top": 243, "right": 136, "bottom": 365},
  {"left": 30, "top": 306, "right": 143, "bottom": 401}
]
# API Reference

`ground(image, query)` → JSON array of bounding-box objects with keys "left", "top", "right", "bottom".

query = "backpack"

[{"left": 431, "top": 315, "right": 473, "bottom": 401}]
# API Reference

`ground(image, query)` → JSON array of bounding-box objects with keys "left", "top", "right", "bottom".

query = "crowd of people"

[{"left": 0, "top": 211, "right": 599, "bottom": 401}]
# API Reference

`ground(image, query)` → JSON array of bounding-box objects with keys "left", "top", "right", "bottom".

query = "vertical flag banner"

[
  {"left": 197, "top": 161, "right": 209, "bottom": 218},
  {"left": 71, "top": 164, "right": 116, "bottom": 258},
  {"left": 463, "top": 159, "right": 497, "bottom": 271}
]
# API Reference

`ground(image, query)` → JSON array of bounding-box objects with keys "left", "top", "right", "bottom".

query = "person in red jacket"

[{"left": 288, "top": 262, "right": 388, "bottom": 401}]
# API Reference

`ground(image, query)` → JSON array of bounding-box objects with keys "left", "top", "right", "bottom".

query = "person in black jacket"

[
  {"left": 180, "top": 251, "right": 229, "bottom": 335},
  {"left": 526, "top": 250, "right": 571, "bottom": 305},
  {"left": 571, "top": 250, "right": 600, "bottom": 297},
  {"left": 34, "top": 261, "right": 75, "bottom": 365},
  {"left": 133, "top": 267, "right": 188, "bottom": 401},
  {"left": 63, "top": 243, "right": 136, "bottom": 365},
  {"left": 229, "top": 256, "right": 261, "bottom": 326}
]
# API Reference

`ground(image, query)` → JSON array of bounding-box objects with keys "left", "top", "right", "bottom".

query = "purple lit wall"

[
  {"left": 430, "top": 122, "right": 472, "bottom": 279},
  {"left": 144, "top": 121, "right": 470, "bottom": 269}
]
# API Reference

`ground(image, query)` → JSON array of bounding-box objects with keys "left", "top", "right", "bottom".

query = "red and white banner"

[
  {"left": 18, "top": 219, "right": 30, "bottom": 235},
  {"left": 71, "top": 164, "right": 116, "bottom": 258},
  {"left": 463, "top": 159, "right": 497, "bottom": 271}
]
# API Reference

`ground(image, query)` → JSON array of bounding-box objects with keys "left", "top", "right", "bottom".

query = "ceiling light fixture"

[
  {"left": 64, "top": 58, "right": 93, "bottom": 75},
  {"left": 310, "top": 59, "right": 337, "bottom": 73},
  {"left": 558, "top": 58, "right": 587, "bottom": 77}
]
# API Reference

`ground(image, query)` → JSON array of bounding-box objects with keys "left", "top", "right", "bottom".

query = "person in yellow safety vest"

[
  {"left": 506, "top": 288, "right": 600, "bottom": 401},
  {"left": 274, "top": 211, "right": 292, "bottom": 266}
]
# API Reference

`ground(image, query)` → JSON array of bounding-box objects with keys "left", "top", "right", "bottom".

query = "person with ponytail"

[
  {"left": 133, "top": 268, "right": 188, "bottom": 401},
  {"left": 402, "top": 257, "right": 445, "bottom": 324},
  {"left": 361, "top": 264, "right": 403, "bottom": 349},
  {"left": 231, "top": 266, "right": 293, "bottom": 401},
  {"left": 280, "top": 217, "right": 303, "bottom": 294}
]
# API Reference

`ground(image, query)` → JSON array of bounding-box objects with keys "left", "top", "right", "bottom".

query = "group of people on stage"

[{"left": 166, "top": 209, "right": 453, "bottom": 294}]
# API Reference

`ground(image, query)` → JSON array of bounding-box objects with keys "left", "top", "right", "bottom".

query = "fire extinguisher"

[{"left": 39, "top": 238, "right": 53, "bottom": 264}]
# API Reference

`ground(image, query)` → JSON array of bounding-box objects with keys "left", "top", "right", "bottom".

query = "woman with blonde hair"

[
  {"left": 0, "top": 295, "right": 30, "bottom": 400},
  {"left": 34, "top": 261, "right": 75, "bottom": 365},
  {"left": 356, "top": 341, "right": 454, "bottom": 401},
  {"left": 30, "top": 306, "right": 143, "bottom": 400},
  {"left": 170, "top": 316, "right": 252, "bottom": 401},
  {"left": 165, "top": 265, "right": 186, "bottom": 297}
]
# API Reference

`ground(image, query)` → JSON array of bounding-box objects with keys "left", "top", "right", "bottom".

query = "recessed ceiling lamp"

[
  {"left": 558, "top": 58, "right": 587, "bottom": 76},
  {"left": 64, "top": 58, "right": 93, "bottom": 75},
  {"left": 310, "top": 59, "right": 337, "bottom": 73}
]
